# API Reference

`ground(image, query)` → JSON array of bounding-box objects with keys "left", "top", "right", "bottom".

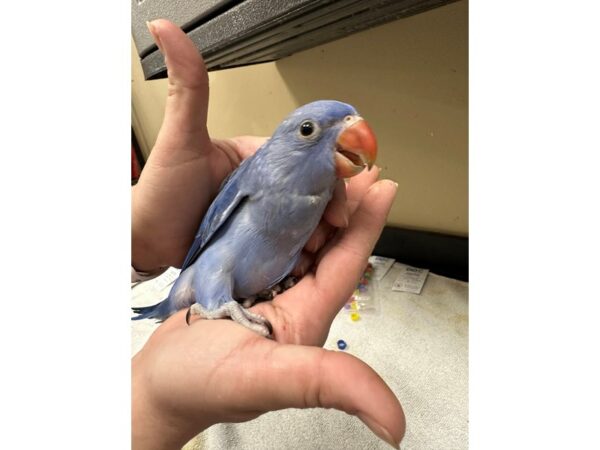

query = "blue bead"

[{"left": 337, "top": 339, "right": 347, "bottom": 350}]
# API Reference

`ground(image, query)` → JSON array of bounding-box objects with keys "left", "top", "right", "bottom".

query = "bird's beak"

[{"left": 334, "top": 116, "right": 378, "bottom": 178}]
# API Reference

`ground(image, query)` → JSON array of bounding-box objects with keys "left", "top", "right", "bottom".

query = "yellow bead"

[{"left": 350, "top": 312, "right": 360, "bottom": 321}]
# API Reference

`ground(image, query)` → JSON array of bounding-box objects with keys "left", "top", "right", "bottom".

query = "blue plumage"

[{"left": 133, "top": 100, "right": 371, "bottom": 335}]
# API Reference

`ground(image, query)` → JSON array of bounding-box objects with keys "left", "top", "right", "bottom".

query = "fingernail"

[
  {"left": 373, "top": 423, "right": 400, "bottom": 449},
  {"left": 146, "top": 20, "right": 164, "bottom": 53},
  {"left": 382, "top": 179, "right": 398, "bottom": 190},
  {"left": 358, "top": 413, "right": 400, "bottom": 449}
]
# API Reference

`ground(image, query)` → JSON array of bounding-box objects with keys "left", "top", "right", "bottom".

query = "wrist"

[
  {"left": 131, "top": 236, "right": 165, "bottom": 274},
  {"left": 131, "top": 238, "right": 167, "bottom": 275},
  {"left": 132, "top": 356, "right": 203, "bottom": 449},
  {"left": 131, "top": 186, "right": 165, "bottom": 273}
]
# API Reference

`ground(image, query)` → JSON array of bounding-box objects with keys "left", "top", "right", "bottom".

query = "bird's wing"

[{"left": 180, "top": 157, "right": 254, "bottom": 271}]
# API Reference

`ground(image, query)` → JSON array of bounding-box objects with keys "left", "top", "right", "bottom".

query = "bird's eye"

[{"left": 300, "top": 121, "right": 315, "bottom": 137}]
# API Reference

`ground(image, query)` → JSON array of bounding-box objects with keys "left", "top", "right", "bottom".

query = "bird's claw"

[{"left": 185, "top": 301, "right": 273, "bottom": 337}]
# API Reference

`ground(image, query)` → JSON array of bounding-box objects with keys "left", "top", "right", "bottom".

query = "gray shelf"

[{"left": 132, "top": 0, "right": 458, "bottom": 79}]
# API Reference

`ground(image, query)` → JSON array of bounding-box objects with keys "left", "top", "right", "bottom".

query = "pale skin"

[{"left": 132, "top": 19, "right": 406, "bottom": 450}]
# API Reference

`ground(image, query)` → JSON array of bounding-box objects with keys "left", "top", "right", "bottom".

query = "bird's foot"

[
  {"left": 186, "top": 301, "right": 273, "bottom": 337},
  {"left": 255, "top": 276, "right": 299, "bottom": 301},
  {"left": 256, "top": 288, "right": 277, "bottom": 301},
  {"left": 242, "top": 296, "right": 256, "bottom": 308},
  {"left": 282, "top": 275, "right": 298, "bottom": 290}
]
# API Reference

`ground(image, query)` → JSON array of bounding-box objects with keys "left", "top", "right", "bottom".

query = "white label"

[
  {"left": 368, "top": 255, "right": 395, "bottom": 281},
  {"left": 150, "top": 266, "right": 181, "bottom": 293},
  {"left": 392, "top": 263, "right": 429, "bottom": 294}
]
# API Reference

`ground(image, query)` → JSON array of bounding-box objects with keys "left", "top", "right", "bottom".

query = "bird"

[{"left": 132, "top": 100, "right": 377, "bottom": 336}]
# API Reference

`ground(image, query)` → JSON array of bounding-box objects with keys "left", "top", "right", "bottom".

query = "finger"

[
  {"left": 148, "top": 19, "right": 211, "bottom": 151},
  {"left": 211, "top": 136, "right": 270, "bottom": 172},
  {"left": 291, "top": 251, "right": 314, "bottom": 277},
  {"left": 306, "top": 167, "right": 380, "bottom": 256},
  {"left": 322, "top": 180, "right": 349, "bottom": 228},
  {"left": 245, "top": 344, "right": 405, "bottom": 448},
  {"left": 228, "top": 136, "right": 270, "bottom": 160},
  {"left": 314, "top": 180, "right": 397, "bottom": 320},
  {"left": 304, "top": 221, "right": 334, "bottom": 254},
  {"left": 345, "top": 165, "right": 381, "bottom": 215}
]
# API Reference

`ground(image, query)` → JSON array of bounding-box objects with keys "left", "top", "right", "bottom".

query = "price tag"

[
  {"left": 392, "top": 263, "right": 429, "bottom": 294},
  {"left": 368, "top": 255, "right": 395, "bottom": 281}
]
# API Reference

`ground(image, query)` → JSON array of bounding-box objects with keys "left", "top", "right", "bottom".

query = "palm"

[
  {"left": 134, "top": 267, "right": 404, "bottom": 449},
  {"left": 136, "top": 312, "right": 396, "bottom": 435},
  {"left": 132, "top": 135, "right": 266, "bottom": 271}
]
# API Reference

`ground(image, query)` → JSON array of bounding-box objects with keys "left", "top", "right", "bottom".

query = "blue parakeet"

[{"left": 133, "top": 100, "right": 377, "bottom": 336}]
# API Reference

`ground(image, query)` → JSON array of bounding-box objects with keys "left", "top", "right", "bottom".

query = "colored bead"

[
  {"left": 337, "top": 339, "right": 347, "bottom": 350},
  {"left": 350, "top": 312, "right": 361, "bottom": 321}
]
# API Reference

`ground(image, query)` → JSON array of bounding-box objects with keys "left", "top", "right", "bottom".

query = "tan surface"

[{"left": 131, "top": 1, "right": 468, "bottom": 236}]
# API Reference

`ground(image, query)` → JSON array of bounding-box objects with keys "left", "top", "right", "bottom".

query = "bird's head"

[{"left": 270, "top": 100, "right": 378, "bottom": 179}]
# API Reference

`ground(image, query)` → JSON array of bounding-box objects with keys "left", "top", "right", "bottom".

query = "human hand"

[
  {"left": 131, "top": 20, "right": 348, "bottom": 273},
  {"left": 133, "top": 167, "right": 405, "bottom": 449}
]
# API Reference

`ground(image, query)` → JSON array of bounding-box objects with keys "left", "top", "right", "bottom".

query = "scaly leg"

[{"left": 186, "top": 301, "right": 272, "bottom": 337}]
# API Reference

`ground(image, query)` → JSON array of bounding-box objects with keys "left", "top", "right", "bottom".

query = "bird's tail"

[{"left": 132, "top": 298, "right": 173, "bottom": 322}]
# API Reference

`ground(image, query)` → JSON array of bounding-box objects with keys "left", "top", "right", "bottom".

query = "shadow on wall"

[{"left": 274, "top": 1, "right": 468, "bottom": 235}]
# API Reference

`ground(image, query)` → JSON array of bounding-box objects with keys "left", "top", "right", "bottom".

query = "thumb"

[
  {"left": 146, "top": 19, "right": 211, "bottom": 152},
  {"left": 256, "top": 344, "right": 405, "bottom": 448}
]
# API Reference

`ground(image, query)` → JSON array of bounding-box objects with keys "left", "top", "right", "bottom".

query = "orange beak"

[{"left": 334, "top": 117, "right": 378, "bottom": 178}]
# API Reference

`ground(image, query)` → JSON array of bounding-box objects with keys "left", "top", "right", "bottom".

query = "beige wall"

[{"left": 132, "top": 1, "right": 468, "bottom": 236}]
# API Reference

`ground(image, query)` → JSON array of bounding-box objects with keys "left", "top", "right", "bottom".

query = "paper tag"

[
  {"left": 150, "top": 267, "right": 181, "bottom": 293},
  {"left": 368, "top": 255, "right": 395, "bottom": 281},
  {"left": 392, "top": 263, "right": 429, "bottom": 294}
]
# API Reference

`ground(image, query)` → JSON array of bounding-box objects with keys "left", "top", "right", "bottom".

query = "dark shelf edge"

[
  {"left": 373, "top": 226, "right": 468, "bottom": 281},
  {"left": 140, "top": 0, "right": 458, "bottom": 79}
]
